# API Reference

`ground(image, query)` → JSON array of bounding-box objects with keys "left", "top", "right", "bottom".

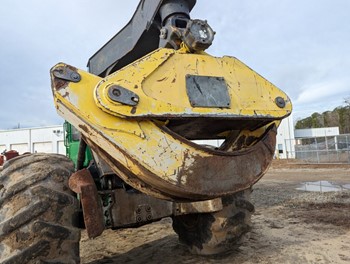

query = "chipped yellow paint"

[
  {"left": 93, "top": 48, "right": 292, "bottom": 119},
  {"left": 52, "top": 64, "right": 210, "bottom": 183},
  {"left": 50, "top": 48, "right": 292, "bottom": 199}
]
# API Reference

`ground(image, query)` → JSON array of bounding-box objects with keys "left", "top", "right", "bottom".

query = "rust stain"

[
  {"left": 79, "top": 124, "right": 89, "bottom": 133},
  {"left": 62, "top": 91, "right": 70, "bottom": 98},
  {"left": 52, "top": 65, "right": 79, "bottom": 90},
  {"left": 176, "top": 127, "right": 277, "bottom": 196},
  {"left": 53, "top": 78, "right": 68, "bottom": 90}
]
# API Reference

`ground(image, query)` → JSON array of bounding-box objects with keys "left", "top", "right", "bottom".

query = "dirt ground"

[{"left": 80, "top": 161, "right": 350, "bottom": 264}]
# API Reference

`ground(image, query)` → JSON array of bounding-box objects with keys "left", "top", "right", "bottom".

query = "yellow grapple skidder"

[{"left": 0, "top": 0, "right": 291, "bottom": 262}]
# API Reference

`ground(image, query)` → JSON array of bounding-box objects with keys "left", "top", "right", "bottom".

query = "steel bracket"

[
  {"left": 107, "top": 85, "right": 140, "bottom": 106},
  {"left": 69, "top": 169, "right": 105, "bottom": 238},
  {"left": 52, "top": 66, "right": 81, "bottom": 83}
]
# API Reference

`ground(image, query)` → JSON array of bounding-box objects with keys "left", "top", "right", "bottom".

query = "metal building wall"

[
  {"left": 294, "top": 127, "right": 340, "bottom": 138},
  {"left": 276, "top": 115, "right": 295, "bottom": 159},
  {"left": 0, "top": 126, "right": 65, "bottom": 155}
]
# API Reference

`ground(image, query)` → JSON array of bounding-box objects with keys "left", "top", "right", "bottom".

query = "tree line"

[{"left": 295, "top": 98, "right": 350, "bottom": 134}]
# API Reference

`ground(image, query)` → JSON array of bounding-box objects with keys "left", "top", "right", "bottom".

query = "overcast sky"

[{"left": 0, "top": 0, "right": 349, "bottom": 129}]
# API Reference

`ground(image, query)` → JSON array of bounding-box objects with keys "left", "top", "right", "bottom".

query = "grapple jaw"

[{"left": 51, "top": 48, "right": 291, "bottom": 201}]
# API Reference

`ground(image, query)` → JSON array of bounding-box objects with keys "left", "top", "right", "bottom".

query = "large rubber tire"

[
  {"left": 172, "top": 190, "right": 254, "bottom": 255},
  {"left": 0, "top": 153, "right": 80, "bottom": 264}
]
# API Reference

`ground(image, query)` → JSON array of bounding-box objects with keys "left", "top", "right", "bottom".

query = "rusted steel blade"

[{"left": 84, "top": 126, "right": 277, "bottom": 201}]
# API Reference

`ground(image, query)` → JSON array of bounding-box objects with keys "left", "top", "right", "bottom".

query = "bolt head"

[
  {"left": 70, "top": 72, "right": 81, "bottom": 82},
  {"left": 275, "top": 97, "right": 286, "bottom": 108},
  {"left": 112, "top": 88, "right": 121, "bottom": 97}
]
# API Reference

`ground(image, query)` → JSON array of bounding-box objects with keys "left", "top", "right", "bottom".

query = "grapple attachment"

[{"left": 51, "top": 47, "right": 291, "bottom": 201}]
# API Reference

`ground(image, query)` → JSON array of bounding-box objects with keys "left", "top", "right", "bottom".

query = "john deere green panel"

[{"left": 64, "top": 122, "right": 93, "bottom": 168}]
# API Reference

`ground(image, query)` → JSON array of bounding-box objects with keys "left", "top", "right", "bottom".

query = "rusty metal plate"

[
  {"left": 110, "top": 189, "right": 173, "bottom": 227},
  {"left": 186, "top": 75, "right": 230, "bottom": 108},
  {"left": 69, "top": 169, "right": 105, "bottom": 238},
  {"left": 174, "top": 198, "right": 223, "bottom": 215},
  {"left": 83, "top": 126, "right": 276, "bottom": 201}
]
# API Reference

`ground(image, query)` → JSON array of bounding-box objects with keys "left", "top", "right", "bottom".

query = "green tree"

[{"left": 295, "top": 103, "right": 350, "bottom": 134}]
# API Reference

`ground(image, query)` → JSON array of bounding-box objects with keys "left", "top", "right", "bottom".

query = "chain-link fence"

[{"left": 285, "top": 134, "right": 350, "bottom": 164}]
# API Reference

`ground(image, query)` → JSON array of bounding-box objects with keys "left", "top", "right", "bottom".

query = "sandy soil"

[{"left": 80, "top": 161, "right": 350, "bottom": 264}]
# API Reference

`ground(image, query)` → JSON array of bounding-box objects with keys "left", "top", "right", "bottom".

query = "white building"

[
  {"left": 0, "top": 125, "right": 65, "bottom": 155},
  {"left": 276, "top": 115, "right": 295, "bottom": 159},
  {"left": 294, "top": 127, "right": 340, "bottom": 138}
]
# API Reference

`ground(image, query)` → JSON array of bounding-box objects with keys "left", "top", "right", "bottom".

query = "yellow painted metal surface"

[
  {"left": 51, "top": 48, "right": 291, "bottom": 200},
  {"left": 93, "top": 48, "right": 291, "bottom": 119}
]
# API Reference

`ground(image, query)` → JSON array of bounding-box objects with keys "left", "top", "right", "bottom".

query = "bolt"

[
  {"left": 70, "top": 72, "right": 81, "bottom": 82},
  {"left": 275, "top": 97, "right": 286, "bottom": 108},
  {"left": 160, "top": 28, "right": 168, "bottom": 39},
  {"left": 112, "top": 88, "right": 121, "bottom": 97}
]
